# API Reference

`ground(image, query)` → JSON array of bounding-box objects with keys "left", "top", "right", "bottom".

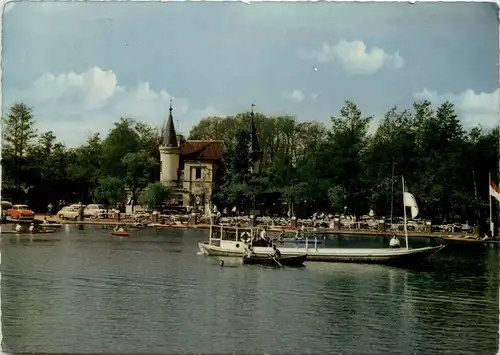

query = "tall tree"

[
  {"left": 122, "top": 150, "right": 156, "bottom": 211},
  {"left": 2, "top": 103, "right": 37, "bottom": 202}
]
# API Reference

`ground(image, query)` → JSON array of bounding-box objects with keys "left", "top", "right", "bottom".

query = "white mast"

[
  {"left": 402, "top": 176, "right": 410, "bottom": 250},
  {"left": 489, "top": 172, "right": 493, "bottom": 236}
]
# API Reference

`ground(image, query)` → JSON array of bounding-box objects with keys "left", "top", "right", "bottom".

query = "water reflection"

[{"left": 0, "top": 225, "right": 498, "bottom": 354}]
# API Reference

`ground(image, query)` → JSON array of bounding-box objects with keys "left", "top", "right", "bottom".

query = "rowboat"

[
  {"left": 40, "top": 221, "right": 63, "bottom": 228},
  {"left": 110, "top": 231, "right": 130, "bottom": 237},
  {"left": 440, "top": 235, "right": 498, "bottom": 245},
  {"left": 243, "top": 253, "right": 307, "bottom": 267}
]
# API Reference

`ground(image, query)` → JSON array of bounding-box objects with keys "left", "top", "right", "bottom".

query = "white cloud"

[
  {"left": 310, "top": 93, "right": 319, "bottom": 100},
  {"left": 301, "top": 40, "right": 404, "bottom": 75},
  {"left": 413, "top": 88, "right": 499, "bottom": 128},
  {"left": 282, "top": 90, "right": 305, "bottom": 103},
  {"left": 3, "top": 66, "right": 221, "bottom": 147},
  {"left": 190, "top": 105, "right": 226, "bottom": 118}
]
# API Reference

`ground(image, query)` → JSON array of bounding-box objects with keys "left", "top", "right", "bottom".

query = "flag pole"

[
  {"left": 402, "top": 176, "right": 409, "bottom": 250},
  {"left": 489, "top": 172, "right": 493, "bottom": 236}
]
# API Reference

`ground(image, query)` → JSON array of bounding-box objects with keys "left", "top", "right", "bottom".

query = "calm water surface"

[{"left": 0, "top": 225, "right": 498, "bottom": 354}]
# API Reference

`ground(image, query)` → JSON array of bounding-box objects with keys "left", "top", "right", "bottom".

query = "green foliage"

[
  {"left": 94, "top": 176, "right": 126, "bottom": 208},
  {"left": 1, "top": 108, "right": 160, "bottom": 210},
  {"left": 138, "top": 182, "right": 174, "bottom": 211},
  {"left": 1, "top": 99, "right": 498, "bottom": 223}
]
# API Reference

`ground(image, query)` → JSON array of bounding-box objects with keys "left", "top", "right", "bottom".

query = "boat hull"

[
  {"left": 198, "top": 242, "right": 304, "bottom": 258},
  {"left": 199, "top": 242, "right": 443, "bottom": 266},
  {"left": 303, "top": 245, "right": 444, "bottom": 265},
  {"left": 110, "top": 231, "right": 130, "bottom": 237},
  {"left": 41, "top": 223, "right": 62, "bottom": 228},
  {"left": 243, "top": 254, "right": 307, "bottom": 267}
]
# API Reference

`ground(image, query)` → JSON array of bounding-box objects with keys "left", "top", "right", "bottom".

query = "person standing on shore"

[{"left": 47, "top": 203, "right": 53, "bottom": 217}]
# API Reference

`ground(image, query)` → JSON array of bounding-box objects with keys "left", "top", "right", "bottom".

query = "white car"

[
  {"left": 84, "top": 204, "right": 107, "bottom": 218},
  {"left": 57, "top": 206, "right": 80, "bottom": 221}
]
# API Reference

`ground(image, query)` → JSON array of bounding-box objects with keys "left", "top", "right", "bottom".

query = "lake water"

[{"left": 0, "top": 225, "right": 498, "bottom": 354}]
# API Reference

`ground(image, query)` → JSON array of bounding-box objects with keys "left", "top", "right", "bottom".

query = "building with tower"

[
  {"left": 127, "top": 102, "right": 263, "bottom": 215},
  {"left": 158, "top": 102, "right": 225, "bottom": 215}
]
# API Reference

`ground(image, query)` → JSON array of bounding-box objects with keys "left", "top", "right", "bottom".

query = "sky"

[{"left": 2, "top": 1, "right": 499, "bottom": 147}]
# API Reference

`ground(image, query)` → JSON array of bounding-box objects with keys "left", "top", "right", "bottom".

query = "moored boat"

[
  {"left": 198, "top": 225, "right": 306, "bottom": 258},
  {"left": 440, "top": 235, "right": 498, "bottom": 245},
  {"left": 40, "top": 220, "right": 63, "bottom": 228},
  {"left": 110, "top": 231, "right": 130, "bottom": 237},
  {"left": 300, "top": 245, "right": 444, "bottom": 266},
  {"left": 199, "top": 179, "right": 444, "bottom": 267}
]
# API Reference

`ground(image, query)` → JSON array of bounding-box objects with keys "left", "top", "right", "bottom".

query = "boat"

[
  {"left": 110, "top": 230, "right": 130, "bottom": 237},
  {"left": 243, "top": 253, "right": 307, "bottom": 267},
  {"left": 198, "top": 225, "right": 307, "bottom": 258},
  {"left": 38, "top": 228, "right": 56, "bottom": 233},
  {"left": 199, "top": 178, "right": 444, "bottom": 267},
  {"left": 440, "top": 235, "right": 498, "bottom": 245},
  {"left": 298, "top": 176, "right": 444, "bottom": 266},
  {"left": 296, "top": 245, "right": 444, "bottom": 265},
  {"left": 40, "top": 220, "right": 63, "bottom": 228},
  {"left": 148, "top": 223, "right": 171, "bottom": 229}
]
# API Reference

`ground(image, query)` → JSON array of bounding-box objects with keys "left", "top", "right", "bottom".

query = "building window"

[{"left": 195, "top": 167, "right": 202, "bottom": 180}]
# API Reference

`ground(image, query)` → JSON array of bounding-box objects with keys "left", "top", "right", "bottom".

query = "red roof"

[{"left": 180, "top": 140, "right": 224, "bottom": 161}]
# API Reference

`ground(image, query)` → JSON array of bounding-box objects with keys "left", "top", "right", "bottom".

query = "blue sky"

[{"left": 2, "top": 1, "right": 499, "bottom": 147}]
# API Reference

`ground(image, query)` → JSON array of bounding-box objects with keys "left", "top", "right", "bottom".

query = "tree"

[
  {"left": 101, "top": 118, "right": 141, "bottom": 177},
  {"left": 2, "top": 103, "right": 37, "bottom": 202},
  {"left": 328, "top": 101, "right": 372, "bottom": 219},
  {"left": 122, "top": 150, "right": 156, "bottom": 211},
  {"left": 94, "top": 176, "right": 126, "bottom": 208},
  {"left": 1, "top": 100, "right": 498, "bottom": 223},
  {"left": 139, "top": 182, "right": 174, "bottom": 211},
  {"left": 219, "top": 129, "right": 252, "bottom": 209}
]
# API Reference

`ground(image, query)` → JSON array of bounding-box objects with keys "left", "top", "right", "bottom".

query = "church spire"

[
  {"left": 249, "top": 103, "right": 262, "bottom": 175},
  {"left": 162, "top": 99, "right": 178, "bottom": 147}
]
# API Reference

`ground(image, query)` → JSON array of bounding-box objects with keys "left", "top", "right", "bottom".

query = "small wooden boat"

[
  {"left": 110, "top": 231, "right": 130, "bottom": 237},
  {"left": 148, "top": 223, "right": 170, "bottom": 229},
  {"left": 40, "top": 221, "right": 62, "bottom": 228},
  {"left": 441, "top": 235, "right": 498, "bottom": 245},
  {"left": 243, "top": 253, "right": 307, "bottom": 267}
]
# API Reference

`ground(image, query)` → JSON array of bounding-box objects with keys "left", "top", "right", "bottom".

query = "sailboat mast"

[
  {"left": 489, "top": 172, "right": 493, "bottom": 236},
  {"left": 390, "top": 161, "right": 395, "bottom": 224},
  {"left": 402, "top": 176, "right": 409, "bottom": 250}
]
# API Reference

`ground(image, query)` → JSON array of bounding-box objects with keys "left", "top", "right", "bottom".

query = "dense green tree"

[
  {"left": 94, "top": 176, "right": 126, "bottom": 208},
  {"left": 138, "top": 182, "right": 174, "bottom": 211},
  {"left": 2, "top": 103, "right": 37, "bottom": 202},
  {"left": 1, "top": 100, "right": 498, "bottom": 222},
  {"left": 121, "top": 150, "right": 157, "bottom": 211}
]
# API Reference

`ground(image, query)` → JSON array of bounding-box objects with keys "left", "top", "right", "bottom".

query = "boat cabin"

[{"left": 208, "top": 225, "right": 272, "bottom": 249}]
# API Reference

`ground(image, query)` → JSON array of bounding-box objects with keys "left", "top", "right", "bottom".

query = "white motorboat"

[{"left": 199, "top": 177, "right": 444, "bottom": 267}]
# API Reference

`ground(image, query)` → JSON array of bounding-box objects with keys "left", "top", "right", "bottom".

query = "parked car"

[
  {"left": 8, "top": 204, "right": 35, "bottom": 220},
  {"left": 57, "top": 206, "right": 80, "bottom": 221},
  {"left": 84, "top": 204, "right": 107, "bottom": 218},
  {"left": 1, "top": 201, "right": 13, "bottom": 221}
]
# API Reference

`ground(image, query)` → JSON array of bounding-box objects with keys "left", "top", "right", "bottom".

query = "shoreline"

[{"left": 1, "top": 214, "right": 497, "bottom": 245}]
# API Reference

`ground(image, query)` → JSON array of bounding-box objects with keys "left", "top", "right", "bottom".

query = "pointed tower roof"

[{"left": 162, "top": 100, "right": 178, "bottom": 147}]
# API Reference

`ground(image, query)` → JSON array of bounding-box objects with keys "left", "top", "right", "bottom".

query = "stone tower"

[{"left": 159, "top": 101, "right": 180, "bottom": 186}]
